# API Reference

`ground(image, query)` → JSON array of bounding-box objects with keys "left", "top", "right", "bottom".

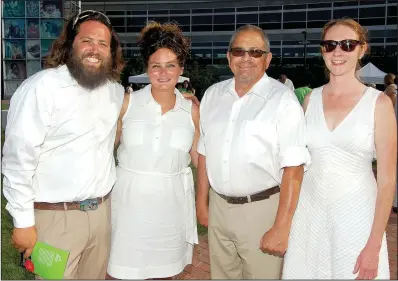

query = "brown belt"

[
  {"left": 217, "top": 186, "right": 280, "bottom": 204},
  {"left": 34, "top": 192, "right": 111, "bottom": 211}
]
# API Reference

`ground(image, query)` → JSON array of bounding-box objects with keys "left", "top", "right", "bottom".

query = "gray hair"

[{"left": 228, "top": 24, "right": 270, "bottom": 52}]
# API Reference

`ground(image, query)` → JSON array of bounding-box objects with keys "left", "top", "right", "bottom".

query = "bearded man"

[{"left": 2, "top": 10, "right": 124, "bottom": 279}]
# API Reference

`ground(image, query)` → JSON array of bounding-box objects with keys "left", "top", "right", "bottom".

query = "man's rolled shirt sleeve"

[
  {"left": 276, "top": 90, "right": 311, "bottom": 171},
  {"left": 2, "top": 79, "right": 52, "bottom": 228},
  {"left": 197, "top": 92, "right": 208, "bottom": 156}
]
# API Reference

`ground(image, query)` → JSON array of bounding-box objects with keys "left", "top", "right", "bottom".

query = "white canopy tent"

[
  {"left": 128, "top": 73, "right": 189, "bottom": 84},
  {"left": 356, "top": 62, "right": 387, "bottom": 85}
]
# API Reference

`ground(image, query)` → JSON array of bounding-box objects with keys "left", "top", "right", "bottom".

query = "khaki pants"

[
  {"left": 34, "top": 197, "right": 111, "bottom": 279},
  {"left": 208, "top": 188, "right": 283, "bottom": 279}
]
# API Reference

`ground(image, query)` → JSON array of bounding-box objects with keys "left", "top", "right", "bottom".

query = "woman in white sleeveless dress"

[
  {"left": 283, "top": 19, "right": 397, "bottom": 279},
  {"left": 106, "top": 22, "right": 200, "bottom": 279}
]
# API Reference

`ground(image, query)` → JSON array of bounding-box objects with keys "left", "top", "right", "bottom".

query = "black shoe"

[{"left": 393, "top": 206, "right": 398, "bottom": 213}]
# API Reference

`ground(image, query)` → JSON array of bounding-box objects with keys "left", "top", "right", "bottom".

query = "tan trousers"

[
  {"left": 208, "top": 188, "right": 283, "bottom": 279},
  {"left": 34, "top": 197, "right": 111, "bottom": 279}
]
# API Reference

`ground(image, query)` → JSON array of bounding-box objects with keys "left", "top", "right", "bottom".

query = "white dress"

[
  {"left": 107, "top": 85, "right": 198, "bottom": 279},
  {"left": 283, "top": 86, "right": 390, "bottom": 279}
]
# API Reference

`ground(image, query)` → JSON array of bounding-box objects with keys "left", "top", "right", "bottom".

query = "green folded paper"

[{"left": 30, "top": 241, "right": 69, "bottom": 279}]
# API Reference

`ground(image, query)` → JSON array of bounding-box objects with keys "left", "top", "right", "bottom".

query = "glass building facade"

[
  {"left": 82, "top": 0, "right": 397, "bottom": 67},
  {"left": 1, "top": 0, "right": 80, "bottom": 99}
]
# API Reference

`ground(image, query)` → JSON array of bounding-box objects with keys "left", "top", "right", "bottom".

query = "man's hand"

[
  {"left": 11, "top": 226, "right": 37, "bottom": 258},
  {"left": 196, "top": 202, "right": 209, "bottom": 227},
  {"left": 259, "top": 226, "right": 289, "bottom": 257},
  {"left": 182, "top": 93, "right": 200, "bottom": 107}
]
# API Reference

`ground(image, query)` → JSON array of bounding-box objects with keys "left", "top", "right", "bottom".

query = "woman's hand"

[
  {"left": 353, "top": 243, "right": 380, "bottom": 279},
  {"left": 182, "top": 93, "right": 200, "bottom": 106}
]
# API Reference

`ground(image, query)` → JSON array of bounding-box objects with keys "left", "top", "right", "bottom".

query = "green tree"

[{"left": 120, "top": 56, "right": 145, "bottom": 87}]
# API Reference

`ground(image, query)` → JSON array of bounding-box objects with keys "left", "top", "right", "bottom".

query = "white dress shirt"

[
  {"left": 2, "top": 65, "right": 124, "bottom": 228},
  {"left": 197, "top": 73, "right": 311, "bottom": 197}
]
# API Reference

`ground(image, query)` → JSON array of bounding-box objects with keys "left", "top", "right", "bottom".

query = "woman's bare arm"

[{"left": 114, "top": 93, "right": 130, "bottom": 151}]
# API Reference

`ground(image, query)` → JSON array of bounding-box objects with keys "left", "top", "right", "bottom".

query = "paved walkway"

[{"left": 175, "top": 211, "right": 397, "bottom": 279}]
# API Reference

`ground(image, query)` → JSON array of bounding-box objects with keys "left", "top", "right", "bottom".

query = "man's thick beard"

[{"left": 66, "top": 50, "right": 113, "bottom": 90}]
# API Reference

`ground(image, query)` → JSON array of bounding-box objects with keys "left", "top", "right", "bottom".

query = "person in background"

[
  {"left": 2, "top": 10, "right": 125, "bottom": 279},
  {"left": 279, "top": 74, "right": 295, "bottom": 91},
  {"left": 384, "top": 73, "right": 397, "bottom": 109},
  {"left": 283, "top": 18, "right": 396, "bottom": 279},
  {"left": 294, "top": 84, "right": 312, "bottom": 105},
  {"left": 196, "top": 24, "right": 310, "bottom": 279},
  {"left": 107, "top": 22, "right": 200, "bottom": 280},
  {"left": 180, "top": 80, "right": 195, "bottom": 95}
]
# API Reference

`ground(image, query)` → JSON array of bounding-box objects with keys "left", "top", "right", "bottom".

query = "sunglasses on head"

[
  {"left": 72, "top": 10, "right": 112, "bottom": 30},
  {"left": 320, "top": 39, "right": 362, "bottom": 53},
  {"left": 229, "top": 47, "right": 268, "bottom": 58}
]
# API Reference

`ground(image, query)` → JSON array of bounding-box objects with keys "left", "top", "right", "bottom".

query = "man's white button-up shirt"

[
  {"left": 197, "top": 73, "right": 311, "bottom": 197},
  {"left": 2, "top": 65, "right": 124, "bottom": 228}
]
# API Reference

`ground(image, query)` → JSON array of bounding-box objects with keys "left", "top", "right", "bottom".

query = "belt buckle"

[
  {"left": 79, "top": 199, "right": 98, "bottom": 211},
  {"left": 229, "top": 196, "right": 247, "bottom": 204}
]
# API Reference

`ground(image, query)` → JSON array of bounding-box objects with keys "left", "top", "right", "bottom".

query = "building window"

[
  {"left": 307, "top": 20, "right": 329, "bottom": 28},
  {"left": 259, "top": 6, "right": 282, "bottom": 11},
  {"left": 170, "top": 16, "right": 190, "bottom": 25},
  {"left": 213, "top": 25, "right": 235, "bottom": 31},
  {"left": 308, "top": 3, "right": 332, "bottom": 9},
  {"left": 106, "top": 11, "right": 125, "bottom": 16},
  {"left": 213, "top": 42, "right": 229, "bottom": 47},
  {"left": 283, "top": 11, "right": 306, "bottom": 22},
  {"left": 127, "top": 26, "right": 144, "bottom": 33},
  {"left": 236, "top": 14, "right": 258, "bottom": 24},
  {"left": 259, "top": 13, "right": 281, "bottom": 23},
  {"left": 214, "top": 8, "right": 235, "bottom": 13},
  {"left": 114, "top": 26, "right": 125, "bottom": 33},
  {"left": 127, "top": 10, "right": 147, "bottom": 15},
  {"left": 283, "top": 22, "right": 306, "bottom": 29},
  {"left": 307, "top": 10, "right": 331, "bottom": 21},
  {"left": 282, "top": 47, "right": 304, "bottom": 57},
  {"left": 359, "top": 18, "right": 385, "bottom": 26},
  {"left": 237, "top": 7, "right": 258, "bottom": 12},
  {"left": 284, "top": 4, "right": 306, "bottom": 10},
  {"left": 333, "top": 8, "right": 358, "bottom": 19},
  {"left": 259, "top": 22, "right": 282, "bottom": 29},
  {"left": 148, "top": 10, "right": 169, "bottom": 15},
  {"left": 191, "top": 25, "right": 213, "bottom": 32},
  {"left": 192, "top": 9, "right": 213, "bottom": 14},
  {"left": 127, "top": 17, "right": 147, "bottom": 26},
  {"left": 359, "top": 7, "right": 385, "bottom": 18},
  {"left": 333, "top": 1, "right": 359, "bottom": 7},
  {"left": 214, "top": 14, "right": 235, "bottom": 24},
  {"left": 109, "top": 17, "right": 125, "bottom": 27},
  {"left": 148, "top": 16, "right": 169, "bottom": 23},
  {"left": 191, "top": 49, "right": 212, "bottom": 58},
  {"left": 192, "top": 15, "right": 212, "bottom": 25}
]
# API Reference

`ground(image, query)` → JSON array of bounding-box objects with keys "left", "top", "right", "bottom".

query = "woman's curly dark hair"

[
  {"left": 44, "top": 11, "right": 124, "bottom": 81},
  {"left": 137, "top": 21, "right": 190, "bottom": 69}
]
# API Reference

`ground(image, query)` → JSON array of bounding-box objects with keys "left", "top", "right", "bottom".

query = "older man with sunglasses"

[
  {"left": 196, "top": 24, "right": 311, "bottom": 279},
  {"left": 2, "top": 10, "right": 124, "bottom": 279}
]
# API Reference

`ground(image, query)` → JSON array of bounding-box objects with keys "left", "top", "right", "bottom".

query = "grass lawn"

[{"left": 1, "top": 130, "right": 207, "bottom": 279}]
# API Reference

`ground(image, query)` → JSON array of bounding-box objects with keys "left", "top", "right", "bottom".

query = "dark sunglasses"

[
  {"left": 229, "top": 47, "right": 268, "bottom": 58},
  {"left": 72, "top": 10, "right": 112, "bottom": 30},
  {"left": 320, "top": 39, "right": 362, "bottom": 53}
]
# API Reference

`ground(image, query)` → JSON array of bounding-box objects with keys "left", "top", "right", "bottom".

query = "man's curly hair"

[{"left": 137, "top": 21, "right": 190, "bottom": 68}]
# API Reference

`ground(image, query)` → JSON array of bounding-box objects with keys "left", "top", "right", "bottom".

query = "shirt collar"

[
  {"left": 220, "top": 73, "right": 271, "bottom": 99},
  {"left": 137, "top": 84, "right": 186, "bottom": 111}
]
